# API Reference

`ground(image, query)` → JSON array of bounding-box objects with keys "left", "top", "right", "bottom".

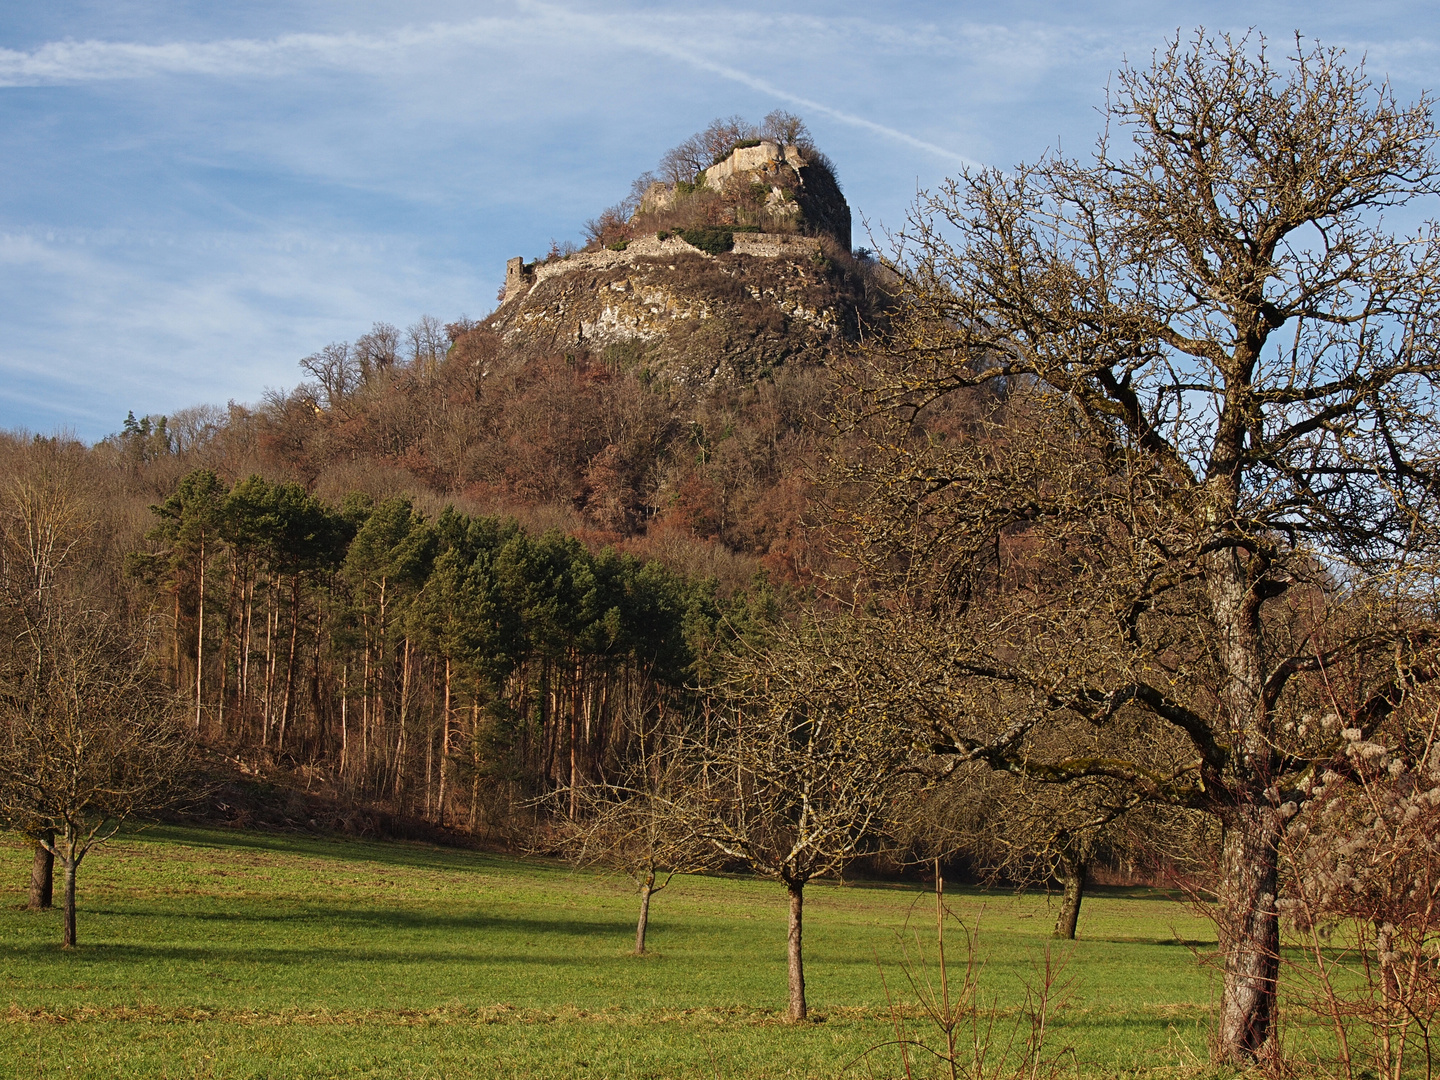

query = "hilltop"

[{"left": 483, "top": 114, "right": 875, "bottom": 384}]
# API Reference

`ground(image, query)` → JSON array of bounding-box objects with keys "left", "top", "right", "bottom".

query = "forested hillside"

[{"left": 0, "top": 116, "right": 881, "bottom": 841}]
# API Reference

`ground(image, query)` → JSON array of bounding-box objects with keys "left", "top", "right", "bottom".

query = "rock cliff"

[{"left": 483, "top": 139, "right": 865, "bottom": 384}]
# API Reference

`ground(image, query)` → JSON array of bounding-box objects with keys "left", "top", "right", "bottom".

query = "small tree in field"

[
  {"left": 551, "top": 719, "right": 715, "bottom": 955},
  {"left": 0, "top": 454, "right": 196, "bottom": 949},
  {"left": 905, "top": 766, "right": 1145, "bottom": 940},
  {"left": 0, "top": 611, "right": 196, "bottom": 948},
  {"left": 688, "top": 623, "right": 908, "bottom": 1022}
]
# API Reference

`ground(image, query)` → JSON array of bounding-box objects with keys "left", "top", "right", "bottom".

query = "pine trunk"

[
  {"left": 438, "top": 659, "right": 451, "bottom": 825},
  {"left": 277, "top": 575, "right": 300, "bottom": 753},
  {"left": 195, "top": 532, "right": 205, "bottom": 731}
]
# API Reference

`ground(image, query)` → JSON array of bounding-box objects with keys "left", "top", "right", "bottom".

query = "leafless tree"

[
  {"left": 300, "top": 342, "right": 359, "bottom": 411},
  {"left": 759, "top": 110, "right": 811, "bottom": 150},
  {"left": 354, "top": 322, "right": 401, "bottom": 381},
  {"left": 829, "top": 30, "right": 1440, "bottom": 1064},
  {"left": 903, "top": 765, "right": 1147, "bottom": 940},
  {"left": 0, "top": 451, "right": 90, "bottom": 911},
  {"left": 0, "top": 610, "right": 195, "bottom": 948},
  {"left": 659, "top": 116, "right": 756, "bottom": 184},
  {"left": 407, "top": 316, "right": 448, "bottom": 369},
  {"left": 0, "top": 454, "right": 196, "bottom": 949},
  {"left": 549, "top": 722, "right": 715, "bottom": 955},
  {"left": 686, "top": 622, "right": 910, "bottom": 1021}
]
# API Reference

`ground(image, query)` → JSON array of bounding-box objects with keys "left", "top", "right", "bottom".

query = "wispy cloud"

[
  {"left": 0, "top": 20, "right": 517, "bottom": 85},
  {"left": 0, "top": 4, "right": 985, "bottom": 165},
  {"left": 536, "top": 6, "right": 980, "bottom": 167},
  {"left": 0, "top": 224, "right": 485, "bottom": 431}
]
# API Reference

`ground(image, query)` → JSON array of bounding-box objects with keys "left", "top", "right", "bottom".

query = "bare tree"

[
  {"left": 0, "top": 451, "right": 90, "bottom": 911},
  {"left": 759, "top": 110, "right": 811, "bottom": 150},
  {"left": 904, "top": 766, "right": 1146, "bottom": 940},
  {"left": 354, "top": 322, "right": 401, "bottom": 381},
  {"left": 299, "top": 342, "right": 359, "bottom": 412},
  {"left": 659, "top": 116, "right": 756, "bottom": 183},
  {"left": 406, "top": 316, "right": 448, "bottom": 369},
  {"left": 0, "top": 610, "right": 195, "bottom": 948},
  {"left": 549, "top": 723, "right": 714, "bottom": 955},
  {"left": 687, "top": 622, "right": 908, "bottom": 1021},
  {"left": 831, "top": 30, "right": 1440, "bottom": 1063},
  {"left": 0, "top": 453, "right": 195, "bottom": 949}
]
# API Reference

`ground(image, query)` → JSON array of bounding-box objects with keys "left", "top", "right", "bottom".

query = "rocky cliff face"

[
  {"left": 484, "top": 140, "right": 863, "bottom": 384},
  {"left": 484, "top": 231, "right": 863, "bottom": 384},
  {"left": 640, "top": 139, "right": 851, "bottom": 251}
]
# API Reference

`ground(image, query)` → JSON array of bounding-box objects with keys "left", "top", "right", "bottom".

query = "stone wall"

[{"left": 500, "top": 232, "right": 823, "bottom": 306}]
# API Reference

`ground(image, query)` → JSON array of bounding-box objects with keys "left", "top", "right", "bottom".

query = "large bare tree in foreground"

[{"left": 834, "top": 31, "right": 1440, "bottom": 1063}]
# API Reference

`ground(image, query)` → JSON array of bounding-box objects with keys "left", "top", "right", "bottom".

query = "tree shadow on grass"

[
  {"left": 9, "top": 938, "right": 628, "bottom": 967},
  {"left": 114, "top": 824, "right": 548, "bottom": 877},
  {"left": 58, "top": 904, "right": 636, "bottom": 938}
]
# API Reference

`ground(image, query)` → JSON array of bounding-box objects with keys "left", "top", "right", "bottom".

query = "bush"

[{"left": 678, "top": 227, "right": 736, "bottom": 255}]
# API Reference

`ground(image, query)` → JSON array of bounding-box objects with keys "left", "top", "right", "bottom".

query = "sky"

[{"left": 1, "top": 2, "right": 1437, "bottom": 440}]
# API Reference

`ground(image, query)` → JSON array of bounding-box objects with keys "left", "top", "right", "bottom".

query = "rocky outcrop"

[
  {"left": 486, "top": 231, "right": 860, "bottom": 384},
  {"left": 636, "top": 140, "right": 850, "bottom": 251},
  {"left": 484, "top": 139, "right": 865, "bottom": 385}
]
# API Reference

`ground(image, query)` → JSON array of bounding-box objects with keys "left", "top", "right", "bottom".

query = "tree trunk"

[
  {"left": 195, "top": 531, "right": 205, "bottom": 732},
  {"left": 61, "top": 852, "right": 78, "bottom": 949},
  {"left": 787, "top": 881, "right": 807, "bottom": 1022},
  {"left": 1054, "top": 853, "right": 1086, "bottom": 940},
  {"left": 438, "top": 659, "right": 450, "bottom": 825},
  {"left": 28, "top": 834, "right": 53, "bottom": 911},
  {"left": 1206, "top": 519, "right": 1283, "bottom": 1064},
  {"left": 276, "top": 574, "right": 300, "bottom": 753},
  {"left": 635, "top": 871, "right": 655, "bottom": 955},
  {"left": 1216, "top": 796, "right": 1283, "bottom": 1064},
  {"left": 340, "top": 662, "right": 349, "bottom": 777}
]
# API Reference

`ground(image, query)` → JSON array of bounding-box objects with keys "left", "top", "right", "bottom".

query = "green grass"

[{"left": 0, "top": 826, "right": 1224, "bottom": 1078}]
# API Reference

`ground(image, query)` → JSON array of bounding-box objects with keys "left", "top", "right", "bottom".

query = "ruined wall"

[
  {"left": 486, "top": 139, "right": 860, "bottom": 384},
  {"left": 486, "top": 232, "right": 858, "bottom": 385}
]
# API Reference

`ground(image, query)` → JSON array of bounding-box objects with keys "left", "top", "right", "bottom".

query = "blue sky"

[{"left": 2, "top": 1, "right": 1437, "bottom": 440}]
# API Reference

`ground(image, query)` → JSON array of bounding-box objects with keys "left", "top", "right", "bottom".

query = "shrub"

[{"left": 678, "top": 227, "right": 735, "bottom": 255}]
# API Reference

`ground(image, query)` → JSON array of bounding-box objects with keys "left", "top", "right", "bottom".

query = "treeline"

[{"left": 126, "top": 468, "right": 738, "bottom": 835}]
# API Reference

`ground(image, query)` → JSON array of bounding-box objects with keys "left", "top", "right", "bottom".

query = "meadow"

[{"left": 0, "top": 826, "right": 1228, "bottom": 1079}]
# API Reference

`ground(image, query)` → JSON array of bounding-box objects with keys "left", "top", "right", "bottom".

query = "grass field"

[{"left": 0, "top": 825, "right": 1230, "bottom": 1079}]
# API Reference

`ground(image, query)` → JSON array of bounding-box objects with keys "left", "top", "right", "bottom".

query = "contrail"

[
  {"left": 1, "top": 4, "right": 974, "bottom": 167},
  {"left": 520, "top": 1, "right": 976, "bottom": 168}
]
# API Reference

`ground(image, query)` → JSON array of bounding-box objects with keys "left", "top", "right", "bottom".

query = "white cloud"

[
  {"left": 0, "top": 4, "right": 1037, "bottom": 165},
  {"left": 0, "top": 20, "right": 515, "bottom": 85}
]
